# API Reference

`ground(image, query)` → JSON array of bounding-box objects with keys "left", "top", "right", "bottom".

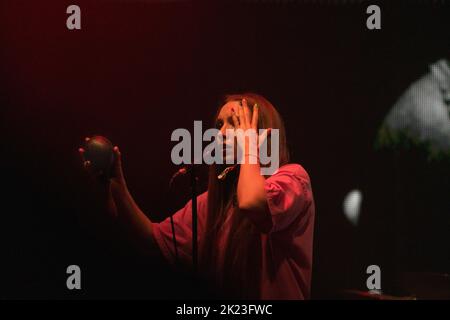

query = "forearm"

[
  {"left": 111, "top": 185, "right": 157, "bottom": 252},
  {"left": 237, "top": 160, "right": 267, "bottom": 211},
  {"left": 237, "top": 161, "right": 273, "bottom": 232}
]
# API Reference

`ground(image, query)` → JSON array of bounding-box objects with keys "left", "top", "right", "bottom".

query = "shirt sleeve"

[
  {"left": 264, "top": 164, "right": 313, "bottom": 233},
  {"left": 151, "top": 191, "right": 208, "bottom": 267}
]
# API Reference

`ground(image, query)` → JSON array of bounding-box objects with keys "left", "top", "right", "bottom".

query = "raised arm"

[
  {"left": 79, "top": 144, "right": 158, "bottom": 255},
  {"left": 233, "top": 99, "right": 273, "bottom": 231}
]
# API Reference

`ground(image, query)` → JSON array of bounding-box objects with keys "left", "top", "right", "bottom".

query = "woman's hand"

[
  {"left": 78, "top": 138, "right": 128, "bottom": 217},
  {"left": 233, "top": 98, "right": 258, "bottom": 131},
  {"left": 233, "top": 99, "right": 272, "bottom": 231},
  {"left": 78, "top": 138, "right": 158, "bottom": 253},
  {"left": 233, "top": 99, "right": 257, "bottom": 156},
  {"left": 231, "top": 99, "right": 271, "bottom": 159}
]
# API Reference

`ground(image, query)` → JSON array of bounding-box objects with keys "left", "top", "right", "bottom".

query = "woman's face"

[{"left": 215, "top": 101, "right": 242, "bottom": 164}]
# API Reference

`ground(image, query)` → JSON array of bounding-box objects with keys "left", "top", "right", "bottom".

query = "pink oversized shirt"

[{"left": 152, "top": 163, "right": 315, "bottom": 299}]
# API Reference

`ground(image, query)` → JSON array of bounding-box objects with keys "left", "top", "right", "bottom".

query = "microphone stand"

[
  {"left": 191, "top": 165, "right": 198, "bottom": 275},
  {"left": 169, "top": 164, "right": 199, "bottom": 277},
  {"left": 170, "top": 164, "right": 236, "bottom": 278}
]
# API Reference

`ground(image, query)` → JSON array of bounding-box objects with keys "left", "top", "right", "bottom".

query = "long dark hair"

[{"left": 200, "top": 93, "right": 290, "bottom": 299}]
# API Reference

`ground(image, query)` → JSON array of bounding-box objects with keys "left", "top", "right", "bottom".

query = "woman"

[{"left": 80, "top": 93, "right": 315, "bottom": 299}]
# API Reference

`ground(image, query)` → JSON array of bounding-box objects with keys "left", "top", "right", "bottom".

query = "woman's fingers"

[
  {"left": 78, "top": 147, "right": 91, "bottom": 170},
  {"left": 113, "top": 146, "right": 125, "bottom": 183},
  {"left": 79, "top": 139, "right": 93, "bottom": 171},
  {"left": 231, "top": 111, "right": 240, "bottom": 129},
  {"left": 79, "top": 139, "right": 125, "bottom": 184},
  {"left": 78, "top": 147, "right": 85, "bottom": 161},
  {"left": 242, "top": 99, "right": 251, "bottom": 128},
  {"left": 239, "top": 99, "right": 258, "bottom": 129},
  {"left": 251, "top": 103, "right": 258, "bottom": 129},
  {"left": 84, "top": 160, "right": 91, "bottom": 169},
  {"left": 237, "top": 102, "right": 244, "bottom": 128}
]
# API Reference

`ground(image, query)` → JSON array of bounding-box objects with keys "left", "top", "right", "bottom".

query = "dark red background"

[{"left": 1, "top": 0, "right": 449, "bottom": 299}]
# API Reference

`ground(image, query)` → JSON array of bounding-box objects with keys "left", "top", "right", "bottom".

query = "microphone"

[
  {"left": 217, "top": 164, "right": 237, "bottom": 180},
  {"left": 170, "top": 164, "right": 197, "bottom": 183},
  {"left": 169, "top": 150, "right": 210, "bottom": 185},
  {"left": 176, "top": 166, "right": 191, "bottom": 175},
  {"left": 169, "top": 149, "right": 238, "bottom": 185}
]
